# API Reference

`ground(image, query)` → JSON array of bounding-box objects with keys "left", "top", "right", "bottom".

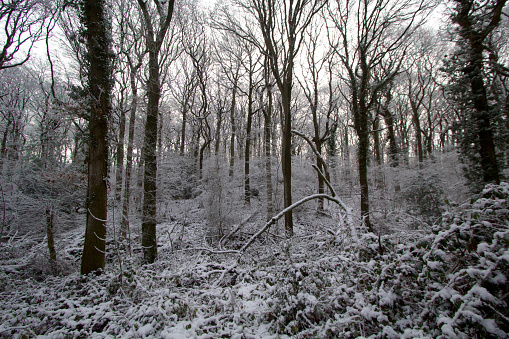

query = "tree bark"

[
  {"left": 281, "top": 87, "right": 293, "bottom": 237},
  {"left": 380, "top": 101, "right": 399, "bottom": 167},
  {"left": 81, "top": 0, "right": 111, "bottom": 275},
  {"left": 356, "top": 107, "right": 371, "bottom": 231},
  {"left": 46, "top": 208, "right": 57, "bottom": 274}
]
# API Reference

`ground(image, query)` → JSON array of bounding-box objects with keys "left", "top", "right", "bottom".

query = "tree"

[
  {"left": 327, "top": 0, "right": 431, "bottom": 231},
  {"left": 0, "top": 0, "right": 48, "bottom": 70},
  {"left": 137, "top": 0, "right": 175, "bottom": 264},
  {"left": 115, "top": 0, "right": 147, "bottom": 243},
  {"left": 376, "top": 85, "right": 400, "bottom": 167},
  {"left": 297, "top": 23, "right": 333, "bottom": 211},
  {"left": 444, "top": 0, "right": 506, "bottom": 187},
  {"left": 0, "top": 67, "right": 31, "bottom": 166},
  {"left": 217, "top": 0, "right": 326, "bottom": 237},
  {"left": 184, "top": 18, "right": 211, "bottom": 180},
  {"left": 80, "top": 0, "right": 113, "bottom": 275},
  {"left": 213, "top": 33, "right": 244, "bottom": 177},
  {"left": 240, "top": 43, "right": 261, "bottom": 205},
  {"left": 261, "top": 55, "right": 274, "bottom": 220}
]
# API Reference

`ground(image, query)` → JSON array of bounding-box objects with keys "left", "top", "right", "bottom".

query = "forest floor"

[{"left": 0, "top": 156, "right": 508, "bottom": 338}]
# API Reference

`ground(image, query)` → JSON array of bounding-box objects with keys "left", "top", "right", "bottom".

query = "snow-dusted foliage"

[{"left": 0, "top": 183, "right": 508, "bottom": 338}]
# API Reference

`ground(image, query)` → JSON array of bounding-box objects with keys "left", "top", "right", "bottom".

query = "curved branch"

[{"left": 239, "top": 193, "right": 348, "bottom": 254}]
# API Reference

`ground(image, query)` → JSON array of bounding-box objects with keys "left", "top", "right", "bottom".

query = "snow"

[
  {"left": 1, "top": 173, "right": 508, "bottom": 338},
  {"left": 138, "top": 323, "right": 154, "bottom": 336}
]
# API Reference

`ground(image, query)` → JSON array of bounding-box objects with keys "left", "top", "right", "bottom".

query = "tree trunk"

[
  {"left": 373, "top": 115, "right": 382, "bottom": 166},
  {"left": 215, "top": 106, "right": 222, "bottom": 154},
  {"left": 121, "top": 67, "right": 138, "bottom": 243},
  {"left": 310, "top": 80, "right": 324, "bottom": 211},
  {"left": 137, "top": 0, "right": 175, "bottom": 264},
  {"left": 46, "top": 208, "right": 57, "bottom": 275},
  {"left": 228, "top": 88, "right": 237, "bottom": 177},
  {"left": 244, "top": 70, "right": 253, "bottom": 205},
  {"left": 264, "top": 104, "right": 273, "bottom": 221},
  {"left": 453, "top": 0, "right": 503, "bottom": 185},
  {"left": 141, "top": 50, "right": 160, "bottom": 264},
  {"left": 469, "top": 43, "right": 500, "bottom": 183},
  {"left": 180, "top": 108, "right": 186, "bottom": 155},
  {"left": 410, "top": 99, "right": 424, "bottom": 167},
  {"left": 356, "top": 109, "right": 371, "bottom": 231},
  {"left": 263, "top": 57, "right": 273, "bottom": 221},
  {"left": 381, "top": 105, "right": 399, "bottom": 167},
  {"left": 81, "top": 0, "right": 111, "bottom": 275},
  {"left": 198, "top": 138, "right": 210, "bottom": 179},
  {"left": 115, "top": 107, "right": 126, "bottom": 201},
  {"left": 281, "top": 86, "right": 293, "bottom": 238}
]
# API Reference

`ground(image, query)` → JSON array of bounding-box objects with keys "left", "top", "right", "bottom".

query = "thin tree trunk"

[
  {"left": 264, "top": 106, "right": 273, "bottom": 221},
  {"left": 121, "top": 68, "right": 138, "bottom": 241},
  {"left": 215, "top": 106, "right": 222, "bottom": 154},
  {"left": 381, "top": 105, "right": 399, "bottom": 167},
  {"left": 46, "top": 208, "right": 57, "bottom": 274},
  {"left": 244, "top": 70, "right": 253, "bottom": 205},
  {"left": 410, "top": 100, "right": 424, "bottom": 167},
  {"left": 263, "top": 57, "right": 274, "bottom": 221},
  {"left": 141, "top": 51, "right": 160, "bottom": 264},
  {"left": 180, "top": 108, "right": 186, "bottom": 155},
  {"left": 373, "top": 114, "right": 382, "bottom": 166},
  {"left": 228, "top": 88, "right": 237, "bottom": 177},
  {"left": 281, "top": 88, "right": 293, "bottom": 237},
  {"left": 115, "top": 107, "right": 126, "bottom": 201},
  {"left": 357, "top": 119, "right": 371, "bottom": 231}
]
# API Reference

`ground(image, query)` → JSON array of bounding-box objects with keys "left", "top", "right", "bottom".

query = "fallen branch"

[
  {"left": 239, "top": 193, "right": 348, "bottom": 254},
  {"left": 219, "top": 211, "right": 259, "bottom": 249},
  {"left": 213, "top": 192, "right": 352, "bottom": 286}
]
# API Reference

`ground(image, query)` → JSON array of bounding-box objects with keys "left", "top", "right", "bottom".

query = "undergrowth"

[{"left": 0, "top": 183, "right": 508, "bottom": 338}]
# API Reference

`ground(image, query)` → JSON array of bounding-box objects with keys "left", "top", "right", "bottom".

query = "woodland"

[{"left": 0, "top": 0, "right": 508, "bottom": 337}]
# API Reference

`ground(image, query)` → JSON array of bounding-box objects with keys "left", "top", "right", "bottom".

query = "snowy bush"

[{"left": 401, "top": 173, "right": 445, "bottom": 224}]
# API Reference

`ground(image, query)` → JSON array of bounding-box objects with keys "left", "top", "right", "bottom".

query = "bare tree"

[
  {"left": 184, "top": 17, "right": 211, "bottom": 180},
  {"left": 213, "top": 33, "right": 245, "bottom": 177},
  {"left": 239, "top": 42, "right": 261, "bottom": 205},
  {"left": 215, "top": 0, "right": 326, "bottom": 237},
  {"left": 0, "top": 0, "right": 48, "bottom": 70},
  {"left": 327, "top": 0, "right": 432, "bottom": 231},
  {"left": 261, "top": 55, "right": 274, "bottom": 220},
  {"left": 137, "top": 0, "right": 175, "bottom": 264},
  {"left": 114, "top": 0, "right": 147, "bottom": 243},
  {"left": 297, "top": 23, "right": 333, "bottom": 211}
]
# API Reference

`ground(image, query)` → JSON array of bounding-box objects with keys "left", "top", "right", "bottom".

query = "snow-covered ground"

[
  {"left": 0, "top": 153, "right": 508, "bottom": 338},
  {"left": 1, "top": 181, "right": 508, "bottom": 338}
]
